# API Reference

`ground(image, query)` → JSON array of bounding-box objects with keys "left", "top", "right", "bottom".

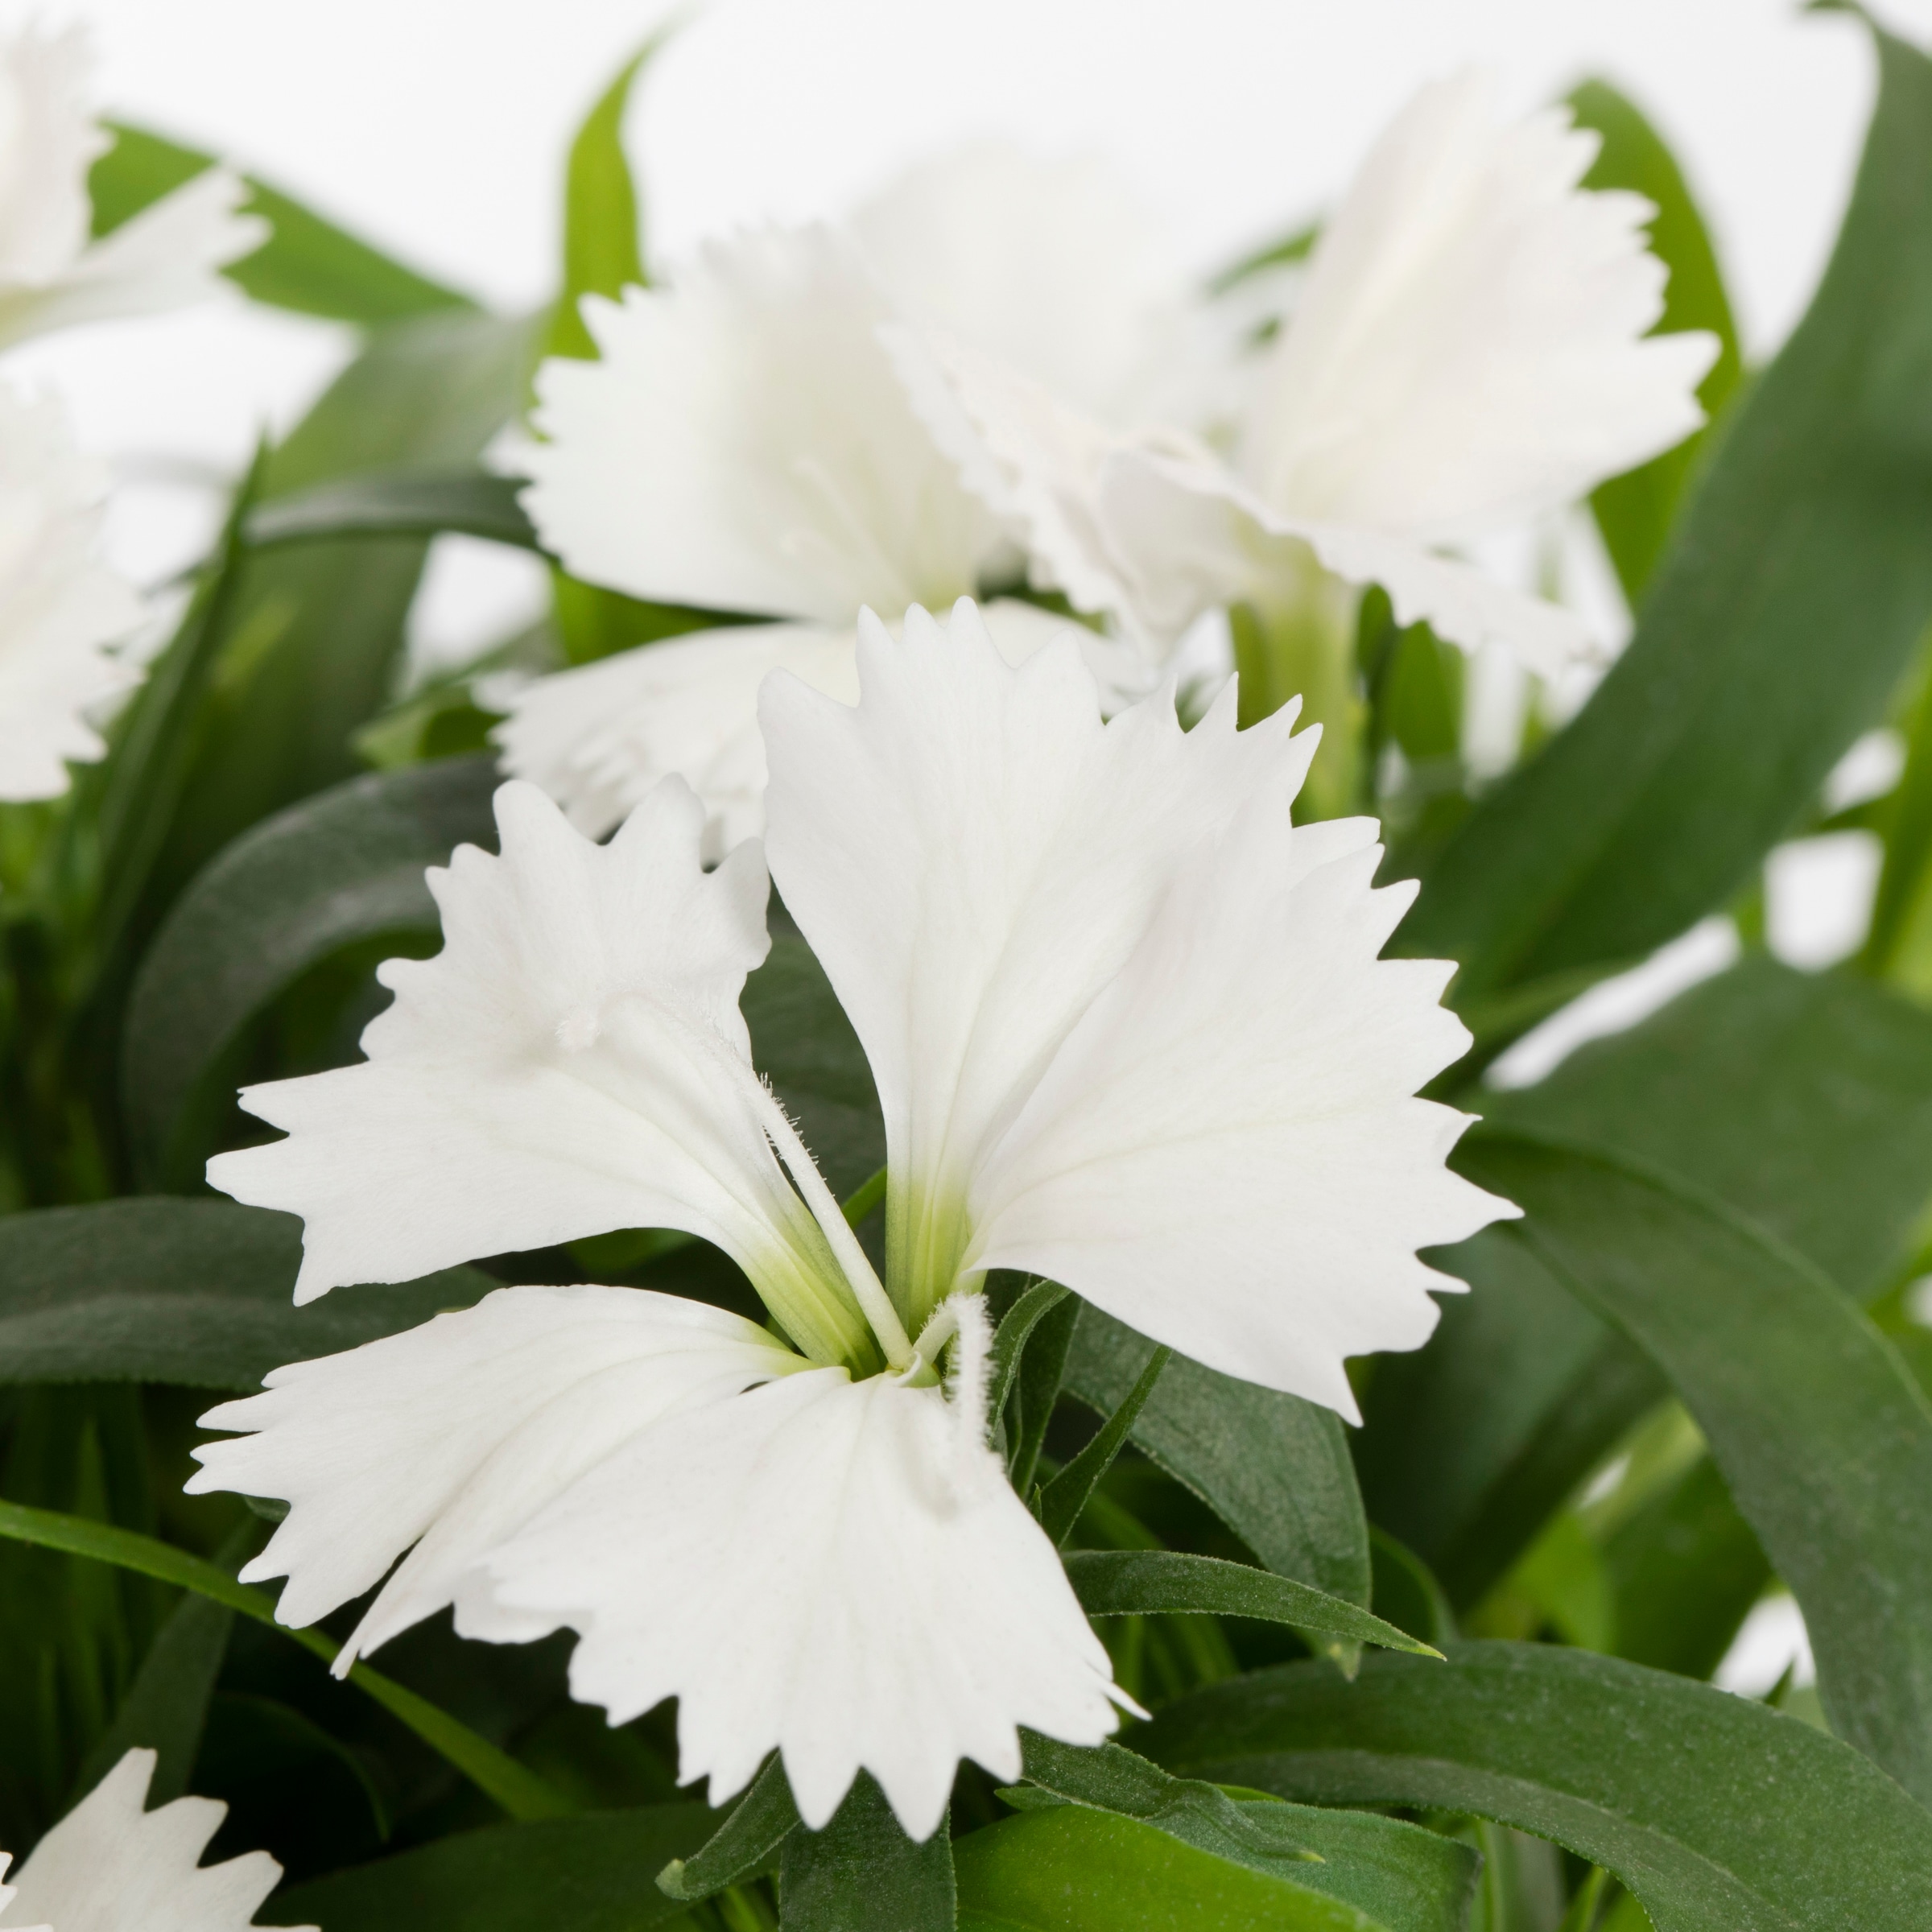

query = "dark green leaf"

[
  {"left": 547, "top": 39, "right": 663, "bottom": 360},
  {"left": 91, "top": 122, "right": 477, "bottom": 325},
  {"left": 1009, "top": 1290, "right": 1080, "bottom": 1496},
  {"left": 778, "top": 1774, "right": 954, "bottom": 1932},
  {"left": 1568, "top": 79, "right": 1744, "bottom": 601},
  {"left": 1038, "top": 1346, "right": 1170, "bottom": 1546},
  {"left": 1014, "top": 1733, "right": 1477, "bottom": 1932},
  {"left": 985, "top": 1280, "right": 1069, "bottom": 1433},
  {"left": 1403, "top": 25, "right": 1932, "bottom": 1004},
  {"left": 658, "top": 1750, "right": 799, "bottom": 1900},
  {"left": 1864, "top": 634, "right": 1932, "bottom": 985},
  {"left": 742, "top": 935, "right": 885, "bottom": 1201},
  {"left": 1066, "top": 1307, "right": 1371, "bottom": 1609},
  {"left": 0, "top": 1199, "right": 494, "bottom": 1392},
  {"left": 1063, "top": 1553, "right": 1438, "bottom": 1657},
  {"left": 1459, "top": 1131, "right": 1932, "bottom": 1803},
  {"left": 266, "top": 1807, "right": 713, "bottom": 1930},
  {"left": 956, "top": 1805, "right": 1392, "bottom": 1932},
  {"left": 122, "top": 758, "right": 501, "bottom": 1183},
  {"left": 1141, "top": 1643, "right": 1932, "bottom": 1932},
  {"left": 0, "top": 1497, "right": 571, "bottom": 1823},
  {"left": 246, "top": 473, "right": 539, "bottom": 552}
]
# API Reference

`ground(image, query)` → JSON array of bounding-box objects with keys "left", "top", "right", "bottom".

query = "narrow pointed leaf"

[
  {"left": 1038, "top": 1346, "right": 1170, "bottom": 1546},
  {"left": 245, "top": 472, "right": 539, "bottom": 552},
  {"left": 658, "top": 1751, "right": 800, "bottom": 1901},
  {"left": 1457, "top": 1129, "right": 1932, "bottom": 1804},
  {"left": 778, "top": 1775, "right": 954, "bottom": 1932},
  {"left": 1404, "top": 24, "right": 1932, "bottom": 1004},
  {"left": 1141, "top": 1644, "right": 1932, "bottom": 1932},
  {"left": 985, "top": 1279, "right": 1071, "bottom": 1436},
  {"left": 1063, "top": 1551, "right": 1438, "bottom": 1657}
]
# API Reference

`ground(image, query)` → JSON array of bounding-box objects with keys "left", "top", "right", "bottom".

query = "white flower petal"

[
  {"left": 970, "top": 814, "right": 1516, "bottom": 1418},
  {"left": 0, "top": 385, "right": 143, "bottom": 800},
  {"left": 0, "top": 25, "right": 100, "bottom": 291},
  {"left": 0, "top": 167, "right": 268, "bottom": 348},
  {"left": 487, "top": 1348, "right": 1122, "bottom": 1839},
  {"left": 1098, "top": 445, "right": 1598, "bottom": 678},
  {"left": 762, "top": 600, "right": 1512, "bottom": 1392},
  {"left": 188, "top": 1284, "right": 795, "bottom": 1659},
  {"left": 205, "top": 778, "right": 877, "bottom": 1364},
  {"left": 496, "top": 601, "right": 1149, "bottom": 848},
  {"left": 850, "top": 142, "right": 1189, "bottom": 424},
  {"left": 1241, "top": 72, "right": 1718, "bottom": 539},
  {"left": 764, "top": 599, "right": 1318, "bottom": 1331},
  {"left": 0, "top": 1748, "right": 303, "bottom": 1932},
  {"left": 522, "top": 226, "right": 1006, "bottom": 625}
]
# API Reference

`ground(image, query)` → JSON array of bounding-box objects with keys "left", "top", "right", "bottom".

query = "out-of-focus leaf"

[
  {"left": 90, "top": 122, "right": 477, "bottom": 324},
  {"left": 122, "top": 758, "right": 500, "bottom": 1183},
  {"left": 1207, "top": 218, "right": 1320, "bottom": 295},
  {"left": 1063, "top": 1552, "right": 1438, "bottom": 1657},
  {"left": 1604, "top": 1455, "right": 1770, "bottom": 1680},
  {"left": 0, "top": 1496, "right": 572, "bottom": 1823},
  {"left": 266, "top": 1808, "right": 713, "bottom": 1930},
  {"left": 779, "top": 1774, "right": 954, "bottom": 1932},
  {"left": 741, "top": 935, "right": 885, "bottom": 1200},
  {"left": 1012, "top": 1733, "right": 1479, "bottom": 1932},
  {"left": 1459, "top": 1131, "right": 1932, "bottom": 1804},
  {"left": 0, "top": 1198, "right": 493, "bottom": 1391},
  {"left": 956, "top": 1806, "right": 1393, "bottom": 1932},
  {"left": 246, "top": 473, "right": 539, "bottom": 552},
  {"left": 1065, "top": 1307, "right": 1370, "bottom": 1613},
  {"left": 1569, "top": 79, "right": 1744, "bottom": 602},
  {"left": 1141, "top": 1643, "right": 1932, "bottom": 1932},
  {"left": 547, "top": 39, "right": 661, "bottom": 360},
  {"left": 1404, "top": 26, "right": 1932, "bottom": 1008},
  {"left": 1864, "top": 641, "right": 1932, "bottom": 989}
]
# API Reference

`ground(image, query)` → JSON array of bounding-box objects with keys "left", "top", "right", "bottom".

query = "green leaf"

[
  {"left": 1141, "top": 1642, "right": 1932, "bottom": 1932},
  {"left": 245, "top": 472, "right": 539, "bottom": 552},
  {"left": 0, "top": 1198, "right": 494, "bottom": 1391},
  {"left": 1402, "top": 24, "right": 1932, "bottom": 1005},
  {"left": 69, "top": 1523, "right": 250, "bottom": 1807},
  {"left": 1568, "top": 79, "right": 1744, "bottom": 603},
  {"left": 266, "top": 1807, "right": 714, "bottom": 1930},
  {"left": 122, "top": 757, "right": 501, "bottom": 1183},
  {"left": 1038, "top": 1346, "right": 1170, "bottom": 1546},
  {"left": 956, "top": 1806, "right": 1393, "bottom": 1932},
  {"left": 0, "top": 1496, "right": 572, "bottom": 1824},
  {"left": 1864, "top": 631, "right": 1932, "bottom": 985},
  {"left": 1008, "top": 1290, "right": 1080, "bottom": 1497},
  {"left": 1013, "top": 1733, "right": 1478, "bottom": 1932},
  {"left": 778, "top": 1774, "right": 954, "bottom": 1932},
  {"left": 1065, "top": 1307, "right": 1371, "bottom": 1610},
  {"left": 91, "top": 122, "right": 477, "bottom": 326},
  {"left": 658, "top": 1751, "right": 799, "bottom": 1900},
  {"left": 1458, "top": 1130, "right": 1932, "bottom": 1803},
  {"left": 741, "top": 934, "right": 886, "bottom": 1200},
  {"left": 547, "top": 38, "right": 663, "bottom": 360},
  {"left": 1062, "top": 1553, "right": 1439, "bottom": 1657}
]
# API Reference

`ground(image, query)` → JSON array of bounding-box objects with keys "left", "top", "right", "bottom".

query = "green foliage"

[{"left": 779, "top": 1777, "right": 956, "bottom": 1932}]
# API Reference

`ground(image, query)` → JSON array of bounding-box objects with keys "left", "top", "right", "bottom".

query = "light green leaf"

[
  {"left": 1458, "top": 1130, "right": 1932, "bottom": 1803},
  {"left": 0, "top": 1198, "right": 493, "bottom": 1391},
  {"left": 956, "top": 1806, "right": 1393, "bottom": 1932},
  {"left": 1013, "top": 1733, "right": 1478, "bottom": 1932},
  {"left": 1568, "top": 79, "right": 1744, "bottom": 603},
  {"left": 245, "top": 473, "right": 539, "bottom": 553},
  {"left": 0, "top": 1498, "right": 572, "bottom": 1823},
  {"left": 1066, "top": 1307, "right": 1371, "bottom": 1612},
  {"left": 266, "top": 1807, "right": 713, "bottom": 1930},
  {"left": 1141, "top": 1642, "right": 1932, "bottom": 1932},
  {"left": 1062, "top": 1552, "right": 1439, "bottom": 1657},
  {"left": 1403, "top": 23, "right": 1932, "bottom": 1006},
  {"left": 778, "top": 1774, "right": 954, "bottom": 1932},
  {"left": 122, "top": 757, "right": 501, "bottom": 1183},
  {"left": 1863, "top": 632, "right": 1932, "bottom": 987},
  {"left": 90, "top": 122, "right": 477, "bottom": 326}
]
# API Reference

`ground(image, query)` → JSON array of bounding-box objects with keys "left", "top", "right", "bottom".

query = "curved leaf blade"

[
  {"left": 245, "top": 473, "right": 539, "bottom": 553},
  {"left": 1140, "top": 1643, "right": 1932, "bottom": 1932}
]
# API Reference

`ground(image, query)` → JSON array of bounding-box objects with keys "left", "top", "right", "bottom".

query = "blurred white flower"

[
  {"left": 0, "top": 23, "right": 266, "bottom": 350},
  {"left": 0, "top": 1747, "right": 310, "bottom": 1932},
  {"left": 198, "top": 601, "right": 1509, "bottom": 1836},
  {"left": 903, "top": 73, "right": 1719, "bottom": 676},
  {"left": 0, "top": 385, "right": 142, "bottom": 800},
  {"left": 504, "top": 220, "right": 1142, "bottom": 846}
]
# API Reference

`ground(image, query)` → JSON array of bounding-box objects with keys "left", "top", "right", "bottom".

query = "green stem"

[{"left": 0, "top": 1497, "right": 576, "bottom": 1822}]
